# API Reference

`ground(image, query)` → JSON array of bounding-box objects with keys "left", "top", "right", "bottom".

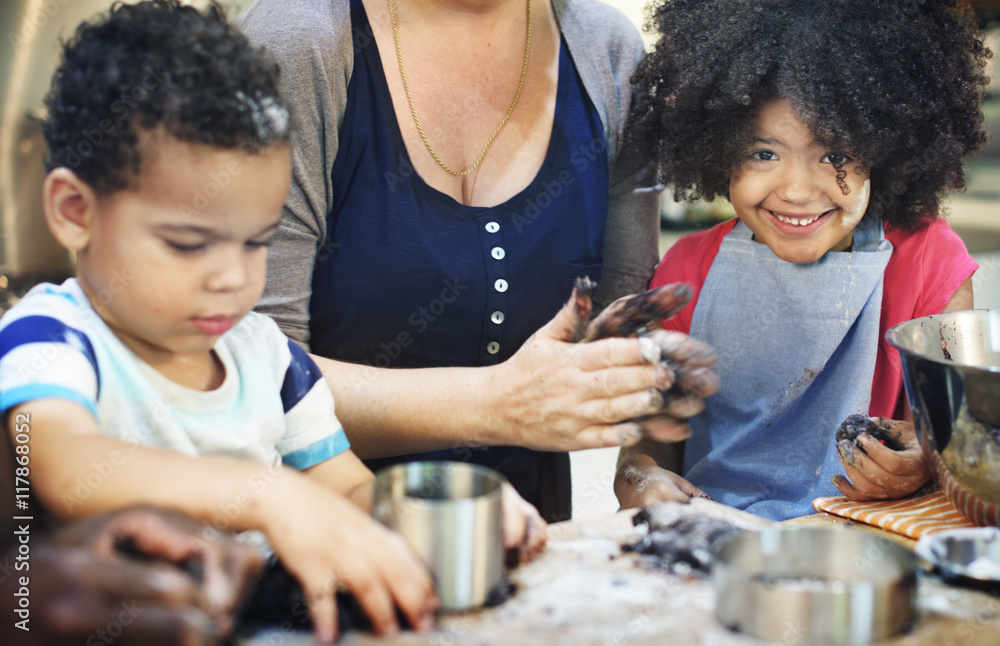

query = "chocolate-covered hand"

[
  {"left": 833, "top": 416, "right": 931, "bottom": 501},
  {"left": 3, "top": 505, "right": 263, "bottom": 645},
  {"left": 580, "top": 280, "right": 694, "bottom": 342},
  {"left": 614, "top": 459, "right": 710, "bottom": 509},
  {"left": 571, "top": 279, "right": 720, "bottom": 443}
]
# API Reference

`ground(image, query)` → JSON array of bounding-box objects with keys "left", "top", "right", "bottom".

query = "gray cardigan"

[{"left": 236, "top": 0, "right": 661, "bottom": 348}]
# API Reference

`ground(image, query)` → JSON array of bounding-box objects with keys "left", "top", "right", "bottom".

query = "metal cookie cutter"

[{"left": 713, "top": 527, "right": 917, "bottom": 645}]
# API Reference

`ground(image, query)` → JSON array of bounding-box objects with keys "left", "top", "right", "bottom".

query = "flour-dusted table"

[{"left": 243, "top": 499, "right": 1000, "bottom": 646}]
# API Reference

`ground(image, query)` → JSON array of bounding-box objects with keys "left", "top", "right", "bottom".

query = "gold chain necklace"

[{"left": 390, "top": 0, "right": 532, "bottom": 177}]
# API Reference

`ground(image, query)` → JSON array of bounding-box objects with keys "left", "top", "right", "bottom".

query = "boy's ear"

[{"left": 43, "top": 167, "right": 98, "bottom": 252}]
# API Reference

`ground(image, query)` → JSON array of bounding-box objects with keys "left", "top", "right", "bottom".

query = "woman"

[{"left": 236, "top": 0, "right": 704, "bottom": 522}]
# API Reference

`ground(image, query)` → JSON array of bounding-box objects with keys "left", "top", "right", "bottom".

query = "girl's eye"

[
  {"left": 822, "top": 153, "right": 853, "bottom": 165},
  {"left": 166, "top": 241, "right": 206, "bottom": 253},
  {"left": 749, "top": 150, "right": 776, "bottom": 162}
]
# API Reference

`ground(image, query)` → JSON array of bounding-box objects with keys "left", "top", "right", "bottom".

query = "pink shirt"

[{"left": 652, "top": 218, "right": 978, "bottom": 418}]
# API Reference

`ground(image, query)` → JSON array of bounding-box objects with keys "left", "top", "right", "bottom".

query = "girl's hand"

[
  {"left": 501, "top": 482, "right": 547, "bottom": 565},
  {"left": 262, "top": 473, "right": 438, "bottom": 643},
  {"left": 833, "top": 418, "right": 931, "bottom": 501},
  {"left": 614, "top": 459, "right": 709, "bottom": 510}
]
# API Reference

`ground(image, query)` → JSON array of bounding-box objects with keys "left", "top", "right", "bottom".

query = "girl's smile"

[
  {"left": 766, "top": 208, "right": 834, "bottom": 230},
  {"left": 729, "top": 99, "right": 872, "bottom": 264}
]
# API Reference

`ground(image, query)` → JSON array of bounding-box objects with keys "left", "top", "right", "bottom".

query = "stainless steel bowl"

[
  {"left": 915, "top": 527, "right": 1000, "bottom": 589},
  {"left": 373, "top": 461, "right": 506, "bottom": 611},
  {"left": 714, "top": 527, "right": 917, "bottom": 645},
  {"left": 885, "top": 309, "right": 1000, "bottom": 524}
]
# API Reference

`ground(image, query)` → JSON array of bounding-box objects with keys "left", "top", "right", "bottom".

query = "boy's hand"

[
  {"left": 833, "top": 418, "right": 931, "bottom": 501},
  {"left": 501, "top": 482, "right": 547, "bottom": 565},
  {"left": 3, "top": 505, "right": 262, "bottom": 645},
  {"left": 614, "top": 460, "right": 709, "bottom": 510},
  {"left": 263, "top": 474, "right": 438, "bottom": 643}
]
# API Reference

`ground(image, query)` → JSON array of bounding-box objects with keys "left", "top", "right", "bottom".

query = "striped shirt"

[{"left": 0, "top": 279, "right": 348, "bottom": 470}]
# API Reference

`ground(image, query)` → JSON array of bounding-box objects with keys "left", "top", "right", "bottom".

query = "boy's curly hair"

[
  {"left": 42, "top": 0, "right": 290, "bottom": 196},
  {"left": 632, "top": 0, "right": 992, "bottom": 229}
]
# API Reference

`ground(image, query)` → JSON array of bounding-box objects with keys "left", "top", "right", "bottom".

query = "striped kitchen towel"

[{"left": 812, "top": 485, "right": 976, "bottom": 539}]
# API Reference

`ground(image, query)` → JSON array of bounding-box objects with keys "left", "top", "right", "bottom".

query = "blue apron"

[{"left": 683, "top": 215, "right": 892, "bottom": 520}]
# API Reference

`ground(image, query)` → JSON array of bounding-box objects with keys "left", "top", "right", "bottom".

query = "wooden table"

[
  {"left": 783, "top": 511, "right": 919, "bottom": 549},
  {"left": 244, "top": 500, "right": 1000, "bottom": 646}
]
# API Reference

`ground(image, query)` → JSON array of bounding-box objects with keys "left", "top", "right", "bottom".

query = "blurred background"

[
  {"left": 1, "top": 0, "right": 997, "bottom": 518},
  {"left": 0, "top": 0, "right": 256, "bottom": 304}
]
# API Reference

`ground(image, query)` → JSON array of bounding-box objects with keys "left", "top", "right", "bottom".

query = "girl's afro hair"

[{"left": 630, "top": 0, "right": 992, "bottom": 229}]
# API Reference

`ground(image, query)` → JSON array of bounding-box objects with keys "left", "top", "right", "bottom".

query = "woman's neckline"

[{"left": 354, "top": 0, "right": 567, "bottom": 212}]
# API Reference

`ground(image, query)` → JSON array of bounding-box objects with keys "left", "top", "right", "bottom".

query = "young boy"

[{"left": 0, "top": 2, "right": 438, "bottom": 642}]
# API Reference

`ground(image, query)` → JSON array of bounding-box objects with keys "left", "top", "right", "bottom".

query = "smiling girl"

[{"left": 614, "top": 0, "right": 991, "bottom": 520}]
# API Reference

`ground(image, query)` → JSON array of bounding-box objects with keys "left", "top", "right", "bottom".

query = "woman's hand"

[
  {"left": 501, "top": 482, "right": 547, "bottom": 565},
  {"left": 3, "top": 505, "right": 263, "bottom": 646},
  {"left": 487, "top": 287, "right": 717, "bottom": 452},
  {"left": 614, "top": 455, "right": 709, "bottom": 509},
  {"left": 833, "top": 418, "right": 931, "bottom": 501},
  {"left": 261, "top": 472, "right": 438, "bottom": 643}
]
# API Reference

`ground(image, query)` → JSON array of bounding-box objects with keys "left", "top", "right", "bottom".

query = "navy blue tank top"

[{"left": 310, "top": 0, "right": 609, "bottom": 519}]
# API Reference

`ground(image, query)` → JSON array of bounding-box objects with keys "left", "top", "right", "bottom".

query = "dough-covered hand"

[
  {"left": 490, "top": 289, "right": 676, "bottom": 451},
  {"left": 263, "top": 474, "right": 438, "bottom": 643},
  {"left": 634, "top": 328, "right": 719, "bottom": 421},
  {"left": 489, "top": 279, "right": 719, "bottom": 451},
  {"left": 581, "top": 281, "right": 694, "bottom": 342},
  {"left": 578, "top": 280, "right": 719, "bottom": 444},
  {"left": 614, "top": 460, "right": 710, "bottom": 510},
  {"left": 501, "top": 482, "right": 547, "bottom": 565},
  {"left": 4, "top": 505, "right": 263, "bottom": 645},
  {"left": 833, "top": 417, "right": 930, "bottom": 501},
  {"left": 488, "top": 281, "right": 717, "bottom": 451}
]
